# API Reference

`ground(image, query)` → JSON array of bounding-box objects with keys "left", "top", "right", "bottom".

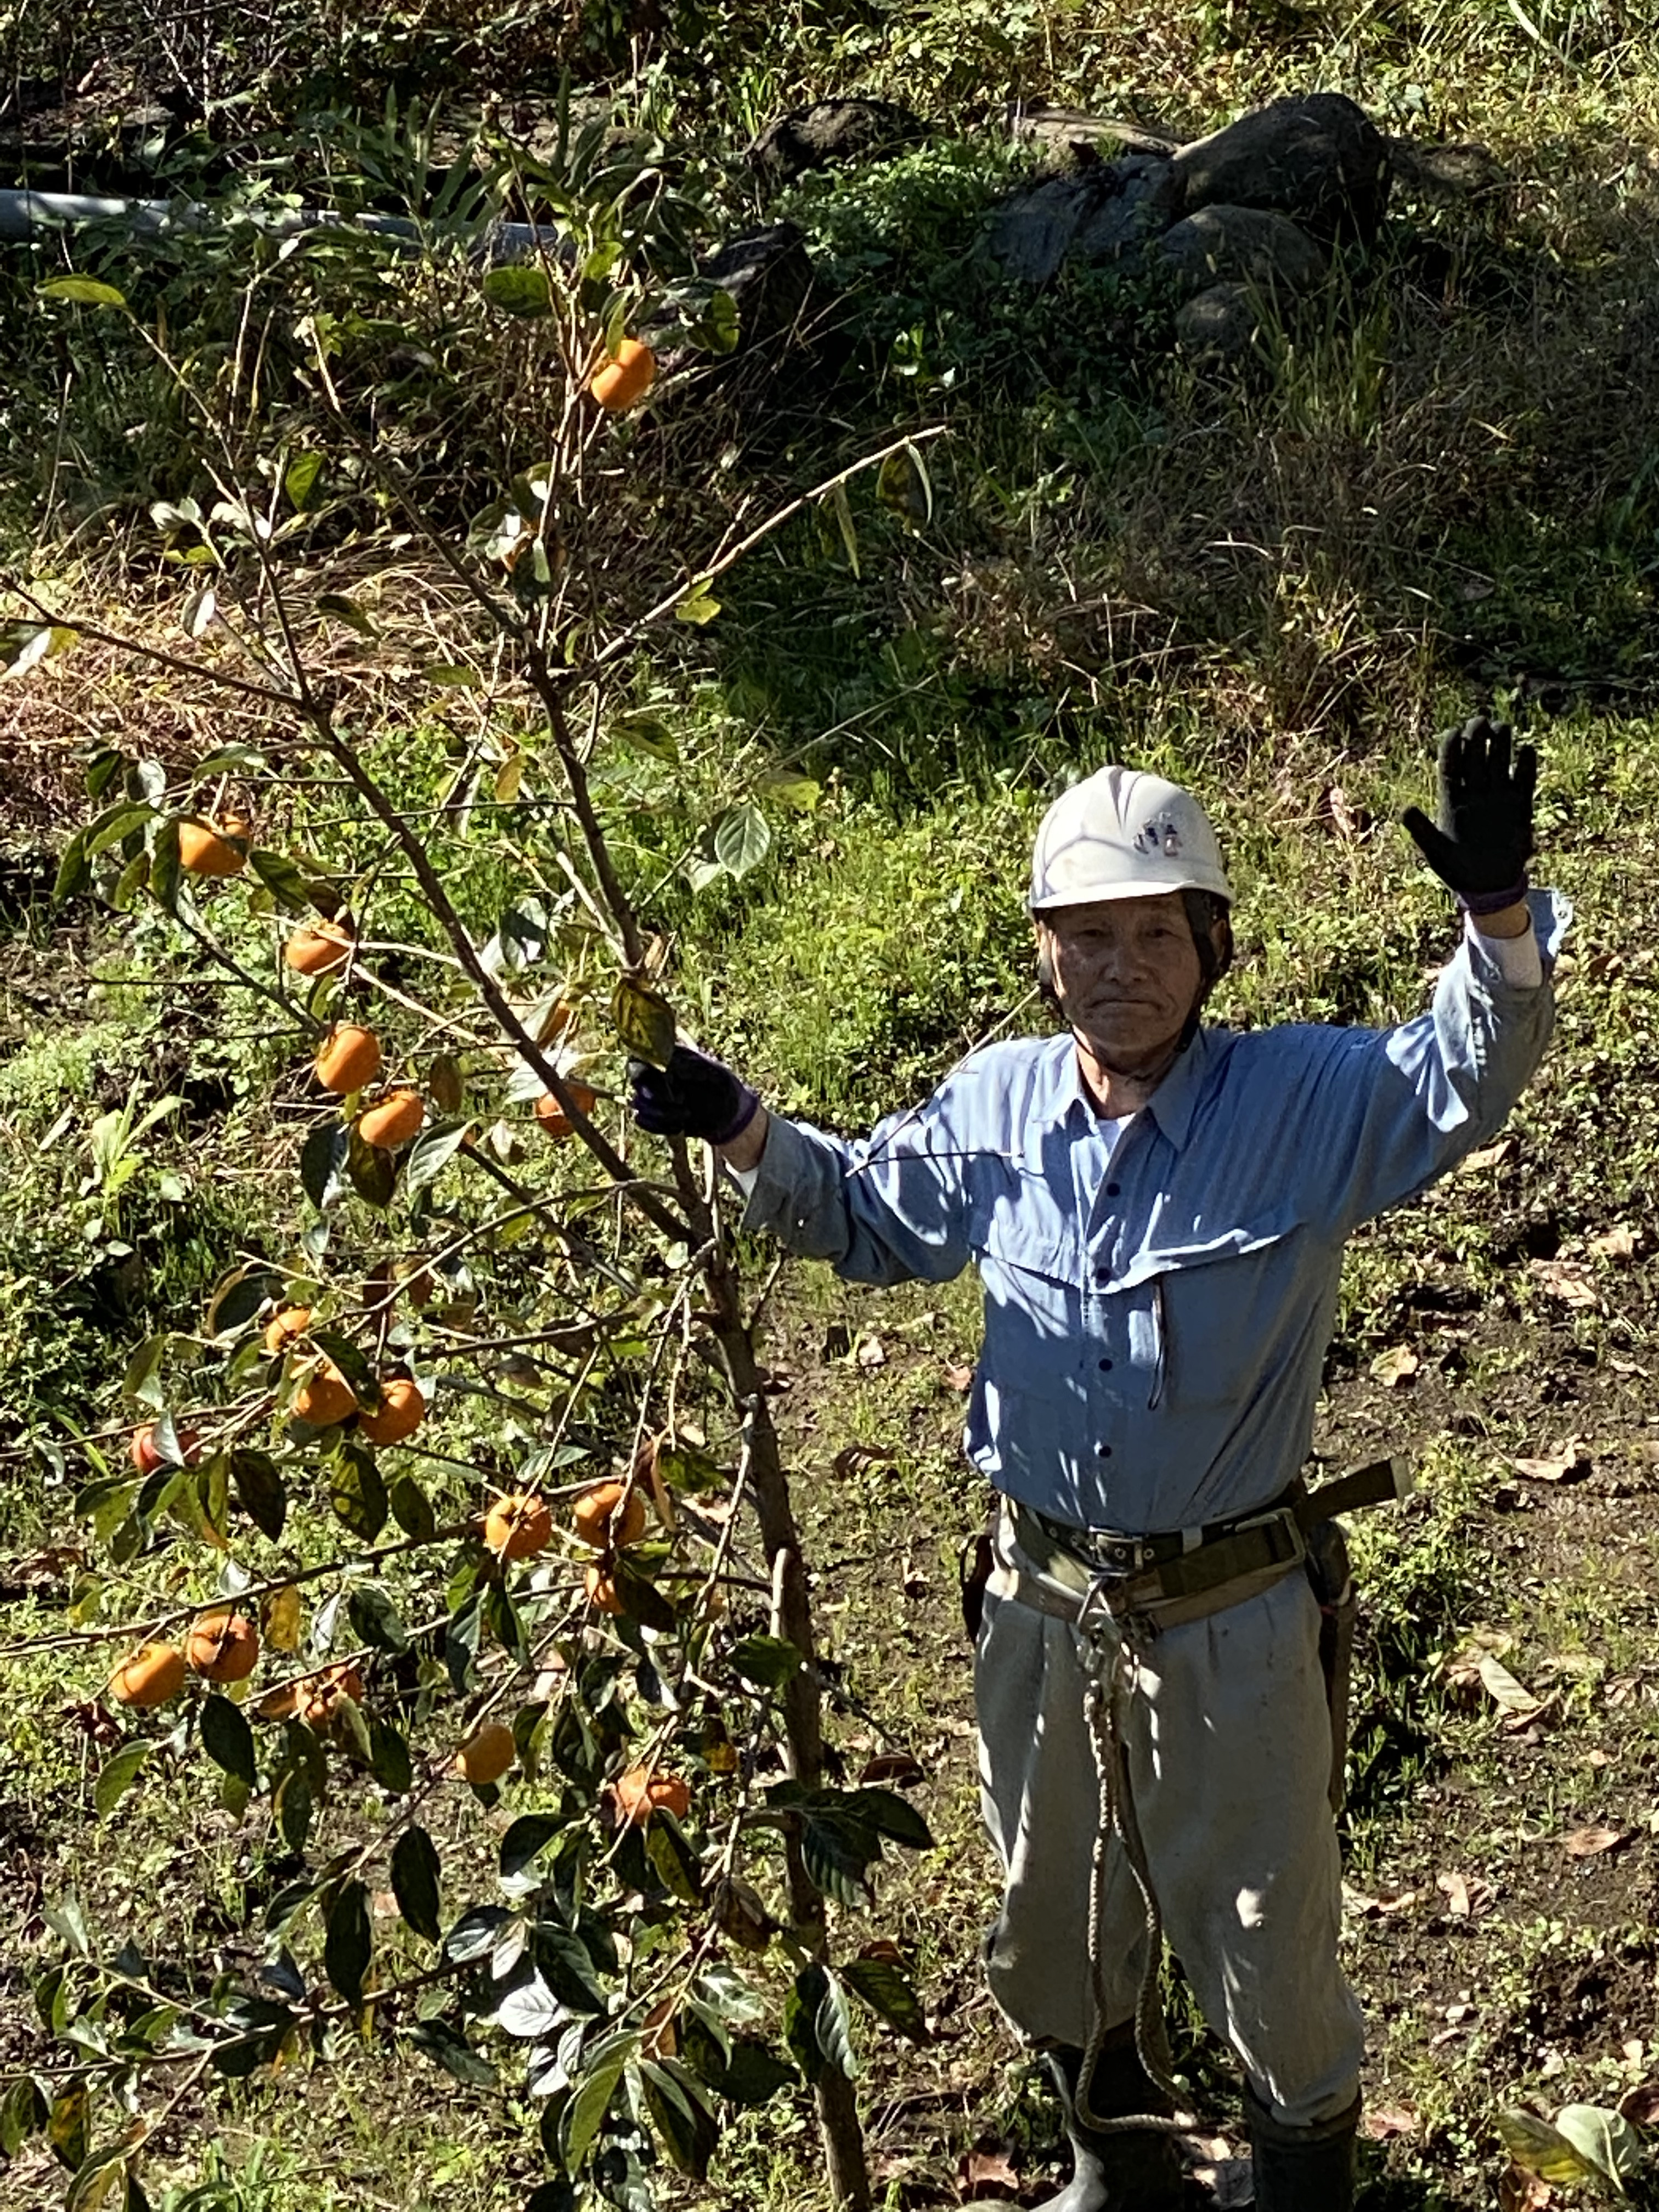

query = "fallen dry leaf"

[
  {"left": 1461, "top": 1138, "right": 1513, "bottom": 1175},
  {"left": 1528, "top": 1259, "right": 1598, "bottom": 1310},
  {"left": 1437, "top": 1870, "right": 1472, "bottom": 1917},
  {"left": 1369, "top": 1344, "right": 1420, "bottom": 1387},
  {"left": 1618, "top": 2081, "right": 1659, "bottom": 2126},
  {"left": 1561, "top": 1825, "right": 1628, "bottom": 1859},
  {"left": 1479, "top": 1652, "right": 1543, "bottom": 1719},
  {"left": 1343, "top": 1884, "right": 1418, "bottom": 1917},
  {"left": 943, "top": 1362, "right": 974, "bottom": 1392},
  {"left": 1588, "top": 1225, "right": 1637, "bottom": 1259},
  {"left": 859, "top": 1750, "right": 927, "bottom": 1788},
  {"left": 63, "top": 1699, "right": 123, "bottom": 1749},
  {"left": 1499, "top": 2165, "right": 1553, "bottom": 2211},
  {"left": 1325, "top": 784, "right": 1371, "bottom": 839},
  {"left": 832, "top": 1442, "right": 900, "bottom": 1480},
  {"left": 855, "top": 1335, "right": 887, "bottom": 1369},
  {"left": 958, "top": 2146, "right": 1021, "bottom": 2199},
  {"left": 1362, "top": 2103, "right": 1420, "bottom": 2141},
  {"left": 1513, "top": 1438, "right": 1590, "bottom": 1483}
]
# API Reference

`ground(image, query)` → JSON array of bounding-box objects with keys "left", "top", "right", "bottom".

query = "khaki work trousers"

[{"left": 974, "top": 1511, "right": 1365, "bottom": 2129}]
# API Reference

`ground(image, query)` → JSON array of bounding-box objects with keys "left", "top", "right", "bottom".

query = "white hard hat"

[{"left": 1029, "top": 764, "right": 1232, "bottom": 912}]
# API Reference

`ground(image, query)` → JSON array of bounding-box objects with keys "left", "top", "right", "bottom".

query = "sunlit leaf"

[
  {"left": 1496, "top": 2108, "right": 1601, "bottom": 2185},
  {"left": 674, "top": 579, "right": 720, "bottom": 625},
  {"left": 713, "top": 803, "right": 771, "bottom": 878},
  {"left": 561, "top": 2032, "right": 637, "bottom": 2168},
  {"left": 483, "top": 265, "right": 553, "bottom": 317},
  {"left": 40, "top": 276, "right": 128, "bottom": 309},
  {"left": 1556, "top": 2103, "right": 1642, "bottom": 2186},
  {"left": 877, "top": 442, "right": 934, "bottom": 527},
  {"left": 260, "top": 1583, "right": 303, "bottom": 1652},
  {"left": 611, "top": 976, "right": 676, "bottom": 1069},
  {"left": 93, "top": 1741, "right": 149, "bottom": 1819},
  {"left": 284, "top": 453, "right": 325, "bottom": 511}
]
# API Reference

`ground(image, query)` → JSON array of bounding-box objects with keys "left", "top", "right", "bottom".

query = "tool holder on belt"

[{"left": 963, "top": 1455, "right": 1412, "bottom": 2138}]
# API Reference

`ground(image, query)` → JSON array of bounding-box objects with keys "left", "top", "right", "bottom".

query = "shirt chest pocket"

[
  {"left": 970, "top": 1184, "right": 1090, "bottom": 1369},
  {"left": 1126, "top": 1212, "right": 1313, "bottom": 1415}
]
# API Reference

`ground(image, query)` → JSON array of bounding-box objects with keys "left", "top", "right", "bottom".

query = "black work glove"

[
  {"left": 628, "top": 1044, "right": 759, "bottom": 1145},
  {"left": 1401, "top": 716, "right": 1537, "bottom": 914}
]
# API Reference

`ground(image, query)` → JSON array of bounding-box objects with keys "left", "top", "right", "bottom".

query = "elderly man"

[{"left": 630, "top": 726, "right": 1564, "bottom": 2210}]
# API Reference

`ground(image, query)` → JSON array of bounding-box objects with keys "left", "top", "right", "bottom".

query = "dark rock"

[
  {"left": 1005, "top": 100, "right": 1182, "bottom": 166},
  {"left": 1385, "top": 136, "right": 1508, "bottom": 201},
  {"left": 699, "top": 223, "right": 815, "bottom": 348},
  {"left": 985, "top": 174, "right": 1092, "bottom": 283},
  {"left": 987, "top": 154, "right": 1179, "bottom": 283},
  {"left": 1158, "top": 204, "right": 1328, "bottom": 300},
  {"left": 1173, "top": 282, "right": 1265, "bottom": 364},
  {"left": 748, "top": 98, "right": 926, "bottom": 190},
  {"left": 1172, "top": 92, "right": 1390, "bottom": 245},
  {"left": 1073, "top": 156, "right": 1182, "bottom": 264}
]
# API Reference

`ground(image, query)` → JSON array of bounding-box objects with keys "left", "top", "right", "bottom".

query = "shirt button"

[
  {"left": 1096, "top": 1443, "right": 1113, "bottom": 1458},
  {"left": 1105, "top": 1182, "right": 1121, "bottom": 1197},
  {"left": 1098, "top": 1357, "right": 1113, "bottom": 1372}
]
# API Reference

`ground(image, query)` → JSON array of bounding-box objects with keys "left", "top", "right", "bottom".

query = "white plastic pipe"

[{"left": 0, "top": 186, "right": 556, "bottom": 257}]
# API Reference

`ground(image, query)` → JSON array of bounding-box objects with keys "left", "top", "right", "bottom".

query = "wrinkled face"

[{"left": 1037, "top": 894, "right": 1206, "bottom": 1071}]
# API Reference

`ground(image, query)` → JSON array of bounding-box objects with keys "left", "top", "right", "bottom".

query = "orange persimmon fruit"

[
  {"left": 129, "top": 1421, "right": 199, "bottom": 1474},
  {"left": 292, "top": 1364, "right": 356, "bottom": 1428},
  {"left": 285, "top": 922, "right": 353, "bottom": 975},
  {"left": 263, "top": 1305, "right": 313, "bottom": 1356},
  {"left": 178, "top": 816, "right": 250, "bottom": 877},
  {"left": 613, "top": 1765, "right": 691, "bottom": 1825},
  {"left": 571, "top": 1480, "right": 646, "bottom": 1551},
  {"left": 109, "top": 1642, "right": 188, "bottom": 1708},
  {"left": 357, "top": 1089, "right": 425, "bottom": 1150},
  {"left": 357, "top": 1376, "right": 425, "bottom": 1447},
  {"left": 315, "top": 1024, "right": 382, "bottom": 1096},
  {"left": 455, "top": 1720, "right": 516, "bottom": 1785},
  {"left": 484, "top": 1493, "right": 553, "bottom": 1560},
  {"left": 588, "top": 337, "right": 656, "bottom": 411},
  {"left": 533, "top": 1081, "right": 597, "bottom": 1139},
  {"left": 186, "top": 1608, "right": 260, "bottom": 1683}
]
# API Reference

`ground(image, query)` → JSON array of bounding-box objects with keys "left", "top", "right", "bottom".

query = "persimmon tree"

[{"left": 1, "top": 116, "right": 943, "bottom": 2212}]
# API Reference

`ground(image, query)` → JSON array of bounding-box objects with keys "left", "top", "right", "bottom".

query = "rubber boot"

[
  {"left": 983, "top": 2028, "right": 1186, "bottom": 2211},
  {"left": 1245, "top": 2084, "right": 1360, "bottom": 2211}
]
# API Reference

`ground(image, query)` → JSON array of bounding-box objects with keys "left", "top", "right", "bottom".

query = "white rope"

[{"left": 1075, "top": 1623, "right": 1197, "bottom": 2138}]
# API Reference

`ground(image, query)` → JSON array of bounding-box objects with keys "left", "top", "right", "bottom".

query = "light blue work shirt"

[{"left": 744, "top": 895, "right": 1568, "bottom": 1535}]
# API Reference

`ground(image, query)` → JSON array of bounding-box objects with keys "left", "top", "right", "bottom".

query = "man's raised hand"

[
  {"left": 1402, "top": 716, "right": 1537, "bottom": 915},
  {"left": 628, "top": 1043, "right": 760, "bottom": 1146}
]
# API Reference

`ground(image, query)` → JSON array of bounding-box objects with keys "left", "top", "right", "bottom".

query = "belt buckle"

[{"left": 1095, "top": 1534, "right": 1142, "bottom": 1573}]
